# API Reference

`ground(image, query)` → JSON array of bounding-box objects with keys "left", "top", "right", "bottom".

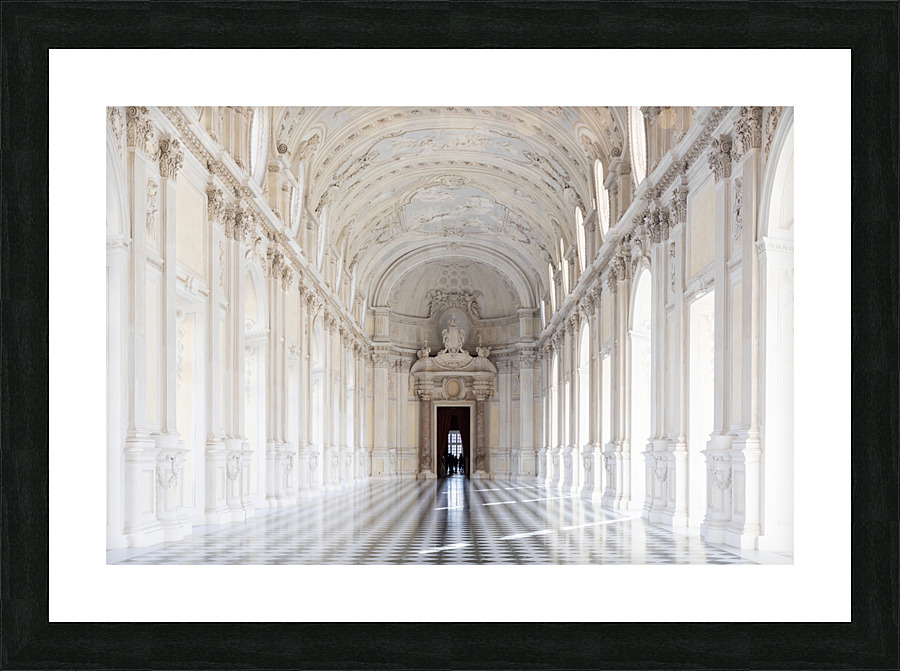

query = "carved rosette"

[
  {"left": 707, "top": 135, "right": 733, "bottom": 182},
  {"left": 156, "top": 138, "right": 184, "bottom": 180}
]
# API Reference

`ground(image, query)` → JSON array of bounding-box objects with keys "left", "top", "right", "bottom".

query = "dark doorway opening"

[{"left": 436, "top": 406, "right": 471, "bottom": 478}]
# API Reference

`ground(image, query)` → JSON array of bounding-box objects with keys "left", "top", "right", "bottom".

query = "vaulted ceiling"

[{"left": 274, "top": 107, "right": 627, "bottom": 318}]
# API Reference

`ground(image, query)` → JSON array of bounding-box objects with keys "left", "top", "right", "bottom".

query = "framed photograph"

[{"left": 5, "top": 1, "right": 896, "bottom": 668}]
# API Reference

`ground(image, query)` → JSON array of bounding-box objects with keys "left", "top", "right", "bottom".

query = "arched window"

[
  {"left": 629, "top": 106, "right": 647, "bottom": 187},
  {"left": 595, "top": 159, "right": 610, "bottom": 239},
  {"left": 547, "top": 262, "right": 556, "bottom": 313},
  {"left": 559, "top": 239, "right": 569, "bottom": 295},
  {"left": 317, "top": 205, "right": 327, "bottom": 272},
  {"left": 575, "top": 207, "right": 585, "bottom": 274},
  {"left": 249, "top": 107, "right": 268, "bottom": 186},
  {"left": 290, "top": 163, "right": 304, "bottom": 236}
]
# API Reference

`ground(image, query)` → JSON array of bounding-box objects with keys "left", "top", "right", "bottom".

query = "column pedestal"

[{"left": 204, "top": 438, "right": 232, "bottom": 525}]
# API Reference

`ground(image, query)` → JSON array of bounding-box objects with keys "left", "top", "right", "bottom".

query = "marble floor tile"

[{"left": 109, "top": 475, "right": 767, "bottom": 565}]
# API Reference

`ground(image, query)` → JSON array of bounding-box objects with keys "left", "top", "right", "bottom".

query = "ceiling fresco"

[{"left": 271, "top": 107, "right": 628, "bottom": 317}]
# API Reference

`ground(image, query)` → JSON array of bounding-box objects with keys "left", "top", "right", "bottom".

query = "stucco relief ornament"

[
  {"left": 416, "top": 337, "right": 431, "bottom": 359},
  {"left": 475, "top": 334, "right": 491, "bottom": 359},
  {"left": 226, "top": 452, "right": 243, "bottom": 482},
  {"left": 764, "top": 106, "right": 784, "bottom": 162},
  {"left": 671, "top": 186, "right": 688, "bottom": 224},
  {"left": 669, "top": 243, "right": 677, "bottom": 296},
  {"left": 732, "top": 179, "right": 744, "bottom": 243},
  {"left": 653, "top": 455, "right": 668, "bottom": 483},
  {"left": 107, "top": 106, "right": 124, "bottom": 160},
  {"left": 156, "top": 453, "right": 183, "bottom": 491},
  {"left": 145, "top": 180, "right": 159, "bottom": 241},
  {"left": 709, "top": 455, "right": 733, "bottom": 490},
  {"left": 440, "top": 315, "right": 467, "bottom": 355}
]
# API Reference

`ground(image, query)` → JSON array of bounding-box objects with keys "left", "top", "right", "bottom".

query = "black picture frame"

[{"left": 2, "top": 2, "right": 897, "bottom": 669}]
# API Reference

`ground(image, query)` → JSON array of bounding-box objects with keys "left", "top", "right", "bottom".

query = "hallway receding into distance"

[
  {"left": 107, "top": 105, "right": 794, "bottom": 564},
  {"left": 110, "top": 475, "right": 788, "bottom": 565}
]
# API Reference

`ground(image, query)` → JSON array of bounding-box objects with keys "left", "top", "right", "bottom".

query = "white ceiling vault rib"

[{"left": 274, "top": 107, "right": 624, "bottom": 323}]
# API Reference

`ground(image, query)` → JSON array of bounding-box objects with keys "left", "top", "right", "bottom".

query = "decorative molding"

[
  {"left": 732, "top": 178, "right": 743, "bottom": 243},
  {"left": 145, "top": 180, "right": 159, "bottom": 242},
  {"left": 765, "top": 106, "right": 785, "bottom": 162},
  {"left": 107, "top": 106, "right": 124, "bottom": 160},
  {"left": 106, "top": 235, "right": 131, "bottom": 251}
]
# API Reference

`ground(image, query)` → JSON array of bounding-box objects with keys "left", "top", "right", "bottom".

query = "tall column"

[
  {"left": 645, "top": 211, "right": 669, "bottom": 523},
  {"left": 296, "top": 288, "right": 313, "bottom": 496},
  {"left": 355, "top": 344, "right": 369, "bottom": 481},
  {"left": 727, "top": 108, "right": 764, "bottom": 548},
  {"left": 663, "top": 175, "right": 690, "bottom": 527},
  {"left": 562, "top": 317, "right": 577, "bottom": 494},
  {"left": 154, "top": 136, "right": 191, "bottom": 540},
  {"left": 618, "top": 248, "right": 633, "bottom": 509},
  {"left": 372, "top": 347, "right": 392, "bottom": 478},
  {"left": 122, "top": 107, "right": 165, "bottom": 546},
  {"left": 550, "top": 336, "right": 562, "bottom": 489},
  {"left": 473, "top": 387, "right": 491, "bottom": 479},
  {"left": 321, "top": 314, "right": 338, "bottom": 489},
  {"left": 580, "top": 295, "right": 599, "bottom": 500},
  {"left": 223, "top": 203, "right": 253, "bottom": 520},
  {"left": 204, "top": 187, "right": 231, "bottom": 524},
  {"left": 396, "top": 358, "right": 411, "bottom": 480},
  {"left": 417, "top": 389, "right": 434, "bottom": 478},
  {"left": 517, "top": 345, "right": 537, "bottom": 477},
  {"left": 702, "top": 134, "right": 735, "bottom": 543},
  {"left": 106, "top": 166, "right": 129, "bottom": 548}
]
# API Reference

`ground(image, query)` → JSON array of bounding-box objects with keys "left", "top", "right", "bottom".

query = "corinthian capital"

[
  {"left": 707, "top": 134, "right": 733, "bottom": 182},
  {"left": 207, "top": 187, "right": 226, "bottom": 225},
  {"left": 734, "top": 106, "right": 763, "bottom": 153},
  {"left": 156, "top": 138, "right": 184, "bottom": 180},
  {"left": 125, "top": 106, "right": 155, "bottom": 153}
]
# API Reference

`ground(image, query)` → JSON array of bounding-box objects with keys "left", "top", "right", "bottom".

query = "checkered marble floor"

[{"left": 110, "top": 476, "right": 770, "bottom": 565}]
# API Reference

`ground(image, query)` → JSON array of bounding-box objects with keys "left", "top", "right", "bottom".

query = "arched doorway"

[
  {"left": 757, "top": 116, "right": 794, "bottom": 552},
  {"left": 436, "top": 406, "right": 471, "bottom": 478}
]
